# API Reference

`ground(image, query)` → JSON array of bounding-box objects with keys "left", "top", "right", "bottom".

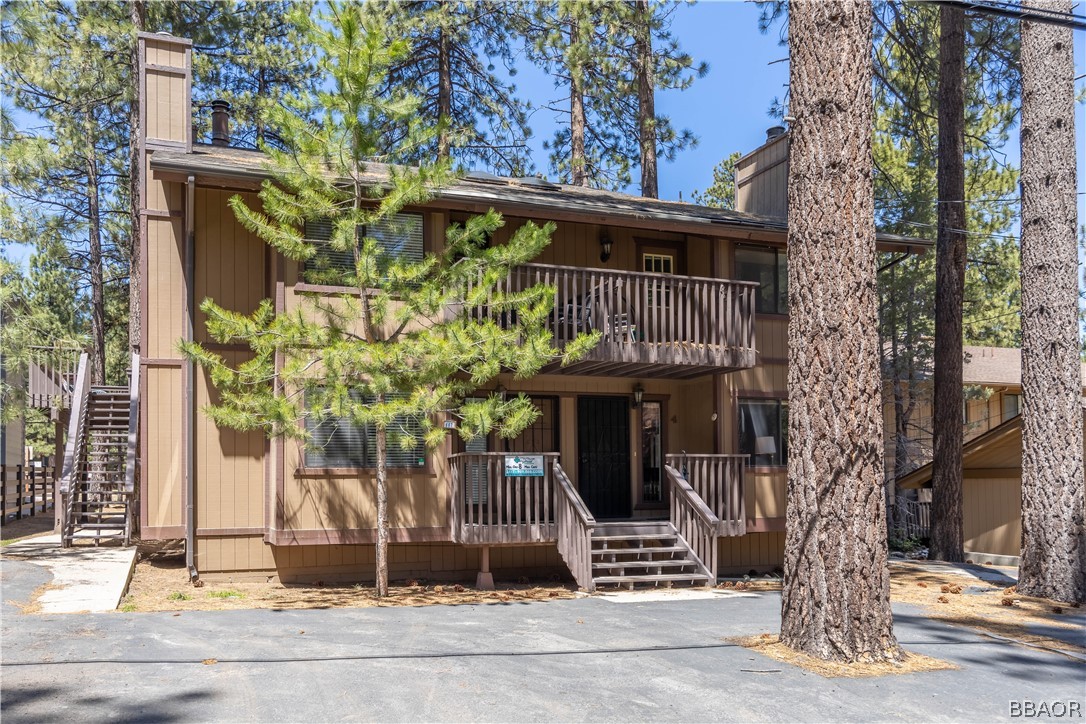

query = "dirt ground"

[
  {"left": 888, "top": 562, "right": 1084, "bottom": 657},
  {"left": 120, "top": 547, "right": 579, "bottom": 612},
  {"left": 732, "top": 633, "right": 957, "bottom": 678},
  {"left": 0, "top": 516, "right": 55, "bottom": 546}
]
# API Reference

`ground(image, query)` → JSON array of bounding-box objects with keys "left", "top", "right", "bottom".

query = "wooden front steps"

[{"left": 590, "top": 521, "right": 711, "bottom": 590}]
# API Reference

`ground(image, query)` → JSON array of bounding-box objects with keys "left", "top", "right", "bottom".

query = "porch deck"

[
  {"left": 472, "top": 263, "right": 759, "bottom": 379},
  {"left": 448, "top": 452, "right": 747, "bottom": 590}
]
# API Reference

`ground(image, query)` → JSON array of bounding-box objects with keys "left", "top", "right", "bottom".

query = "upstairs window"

[
  {"left": 735, "top": 245, "right": 788, "bottom": 315},
  {"left": 738, "top": 399, "right": 788, "bottom": 467},
  {"left": 304, "top": 391, "right": 426, "bottom": 469},
  {"left": 303, "top": 213, "right": 424, "bottom": 286},
  {"left": 1002, "top": 393, "right": 1020, "bottom": 423}
]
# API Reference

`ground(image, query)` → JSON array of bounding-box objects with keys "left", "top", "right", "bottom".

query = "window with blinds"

[
  {"left": 304, "top": 392, "right": 426, "bottom": 469},
  {"left": 303, "top": 213, "right": 425, "bottom": 285}
]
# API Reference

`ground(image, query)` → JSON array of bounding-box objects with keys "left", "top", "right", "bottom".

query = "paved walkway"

[
  {"left": 1, "top": 534, "right": 136, "bottom": 613},
  {"left": 1, "top": 556, "right": 1082, "bottom": 723}
]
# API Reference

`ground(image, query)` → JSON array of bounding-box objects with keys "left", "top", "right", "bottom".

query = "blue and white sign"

[{"left": 504, "top": 455, "right": 545, "bottom": 477}]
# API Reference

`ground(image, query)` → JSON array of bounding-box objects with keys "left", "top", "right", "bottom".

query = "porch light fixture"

[
  {"left": 599, "top": 234, "right": 613, "bottom": 263},
  {"left": 632, "top": 383, "right": 644, "bottom": 409},
  {"left": 496, "top": 384, "right": 507, "bottom": 401}
]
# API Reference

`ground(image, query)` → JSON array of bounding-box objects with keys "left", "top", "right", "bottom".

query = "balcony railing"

[{"left": 470, "top": 263, "right": 758, "bottom": 377}]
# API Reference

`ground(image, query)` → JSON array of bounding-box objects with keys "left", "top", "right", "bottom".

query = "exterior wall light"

[
  {"left": 599, "top": 235, "right": 613, "bottom": 263},
  {"left": 632, "top": 383, "right": 644, "bottom": 408}
]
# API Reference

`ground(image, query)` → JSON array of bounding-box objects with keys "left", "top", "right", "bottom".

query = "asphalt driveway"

[{"left": 1, "top": 558, "right": 1082, "bottom": 723}]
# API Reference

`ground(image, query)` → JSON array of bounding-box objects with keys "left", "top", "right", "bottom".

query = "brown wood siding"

[
  {"left": 963, "top": 477, "right": 1021, "bottom": 558},
  {"left": 718, "top": 531, "right": 785, "bottom": 573},
  {"left": 735, "top": 135, "right": 788, "bottom": 219},
  {"left": 145, "top": 366, "right": 183, "bottom": 528}
]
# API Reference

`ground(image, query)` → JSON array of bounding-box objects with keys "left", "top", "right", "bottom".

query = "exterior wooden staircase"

[
  {"left": 60, "top": 354, "right": 139, "bottom": 547},
  {"left": 591, "top": 522, "right": 712, "bottom": 589}
]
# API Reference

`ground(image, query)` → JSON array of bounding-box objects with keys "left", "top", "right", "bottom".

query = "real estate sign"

[{"left": 504, "top": 455, "right": 545, "bottom": 477}]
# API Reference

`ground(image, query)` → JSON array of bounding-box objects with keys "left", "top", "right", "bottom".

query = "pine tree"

[
  {"left": 781, "top": 0, "right": 900, "bottom": 663},
  {"left": 690, "top": 151, "right": 741, "bottom": 209},
  {"left": 522, "top": 0, "right": 632, "bottom": 189},
  {"left": 929, "top": 2, "right": 967, "bottom": 563},
  {"left": 180, "top": 2, "right": 598, "bottom": 596},
  {"left": 1017, "top": 0, "right": 1085, "bottom": 603},
  {"left": 2, "top": 0, "right": 132, "bottom": 385},
  {"left": 614, "top": 0, "right": 706, "bottom": 198},
  {"left": 372, "top": 1, "right": 533, "bottom": 176}
]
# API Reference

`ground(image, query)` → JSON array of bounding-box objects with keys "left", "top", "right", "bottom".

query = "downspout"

[{"left": 184, "top": 175, "right": 198, "bottom": 583}]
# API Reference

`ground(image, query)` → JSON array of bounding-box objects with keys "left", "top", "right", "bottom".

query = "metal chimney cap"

[{"left": 766, "top": 125, "right": 786, "bottom": 141}]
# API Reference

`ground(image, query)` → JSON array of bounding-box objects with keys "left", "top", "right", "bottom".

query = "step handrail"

[
  {"left": 58, "top": 353, "right": 91, "bottom": 546},
  {"left": 665, "top": 464, "right": 719, "bottom": 584},
  {"left": 124, "top": 353, "right": 140, "bottom": 496},
  {"left": 665, "top": 453, "right": 747, "bottom": 536},
  {"left": 553, "top": 462, "right": 596, "bottom": 591}
]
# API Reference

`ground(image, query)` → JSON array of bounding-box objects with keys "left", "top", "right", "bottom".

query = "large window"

[
  {"left": 738, "top": 399, "right": 787, "bottom": 467},
  {"left": 735, "top": 245, "right": 788, "bottom": 315},
  {"left": 1002, "top": 393, "right": 1020, "bottom": 423},
  {"left": 304, "top": 392, "right": 425, "bottom": 469},
  {"left": 303, "top": 213, "right": 424, "bottom": 285}
]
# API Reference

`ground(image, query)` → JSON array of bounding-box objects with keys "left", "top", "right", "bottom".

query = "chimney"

[
  {"left": 210, "top": 99, "right": 231, "bottom": 147},
  {"left": 766, "top": 125, "right": 786, "bottom": 142}
]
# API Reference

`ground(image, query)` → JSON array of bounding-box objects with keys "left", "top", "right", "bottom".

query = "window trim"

[
  {"left": 734, "top": 243, "right": 788, "bottom": 316},
  {"left": 736, "top": 397, "right": 788, "bottom": 468}
]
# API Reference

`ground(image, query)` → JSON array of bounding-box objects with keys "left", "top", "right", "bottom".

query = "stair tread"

[
  {"left": 591, "top": 545, "right": 689, "bottom": 556},
  {"left": 592, "top": 534, "right": 677, "bottom": 542},
  {"left": 593, "top": 560, "right": 695, "bottom": 570},
  {"left": 593, "top": 573, "right": 710, "bottom": 583}
]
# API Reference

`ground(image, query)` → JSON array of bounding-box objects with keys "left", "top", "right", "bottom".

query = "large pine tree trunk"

[
  {"left": 781, "top": 0, "right": 899, "bottom": 663},
  {"left": 568, "top": 15, "right": 587, "bottom": 188},
  {"left": 86, "top": 118, "right": 106, "bottom": 386},
  {"left": 437, "top": 22, "right": 452, "bottom": 161},
  {"left": 128, "top": 0, "right": 145, "bottom": 358},
  {"left": 1018, "top": 0, "right": 1085, "bottom": 604},
  {"left": 929, "top": 3, "right": 966, "bottom": 563},
  {"left": 633, "top": 0, "right": 657, "bottom": 199}
]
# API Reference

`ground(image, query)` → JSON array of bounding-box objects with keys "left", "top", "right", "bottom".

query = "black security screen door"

[{"left": 577, "top": 396, "right": 632, "bottom": 519}]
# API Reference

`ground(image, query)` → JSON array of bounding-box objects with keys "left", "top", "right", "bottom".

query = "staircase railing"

[
  {"left": 553, "top": 462, "right": 596, "bottom": 591},
  {"left": 123, "top": 353, "right": 140, "bottom": 544},
  {"left": 665, "top": 453, "right": 747, "bottom": 536},
  {"left": 58, "top": 353, "right": 91, "bottom": 547},
  {"left": 665, "top": 464, "right": 718, "bottom": 584},
  {"left": 27, "top": 345, "right": 82, "bottom": 409}
]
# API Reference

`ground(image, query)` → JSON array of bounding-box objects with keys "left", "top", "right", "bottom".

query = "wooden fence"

[
  {"left": 1, "top": 464, "right": 57, "bottom": 522},
  {"left": 890, "top": 495, "right": 931, "bottom": 540}
]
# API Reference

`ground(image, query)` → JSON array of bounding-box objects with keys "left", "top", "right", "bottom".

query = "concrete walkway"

[{"left": 1, "top": 534, "right": 135, "bottom": 613}]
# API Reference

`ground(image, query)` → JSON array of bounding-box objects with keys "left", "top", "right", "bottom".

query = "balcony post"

[{"left": 476, "top": 544, "right": 494, "bottom": 590}]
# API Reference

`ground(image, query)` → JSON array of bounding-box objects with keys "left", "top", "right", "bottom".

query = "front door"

[{"left": 577, "top": 396, "right": 631, "bottom": 519}]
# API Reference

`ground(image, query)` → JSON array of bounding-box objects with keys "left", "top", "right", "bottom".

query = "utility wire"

[{"left": 929, "top": 0, "right": 1086, "bottom": 30}]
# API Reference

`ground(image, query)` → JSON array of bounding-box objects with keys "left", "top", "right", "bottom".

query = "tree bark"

[
  {"left": 1018, "top": 0, "right": 1085, "bottom": 603},
  {"left": 781, "top": 0, "right": 899, "bottom": 663},
  {"left": 929, "top": 3, "right": 966, "bottom": 563},
  {"left": 375, "top": 421, "right": 389, "bottom": 597},
  {"left": 86, "top": 116, "right": 106, "bottom": 386},
  {"left": 437, "top": 21, "right": 452, "bottom": 162},
  {"left": 129, "top": 0, "right": 145, "bottom": 357},
  {"left": 633, "top": 0, "right": 657, "bottom": 199},
  {"left": 568, "top": 15, "right": 587, "bottom": 188}
]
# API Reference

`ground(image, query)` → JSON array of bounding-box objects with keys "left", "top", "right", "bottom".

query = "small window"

[
  {"left": 640, "top": 401, "right": 663, "bottom": 503},
  {"left": 735, "top": 246, "right": 788, "bottom": 315},
  {"left": 738, "top": 399, "right": 787, "bottom": 466},
  {"left": 1002, "top": 393, "right": 1020, "bottom": 423},
  {"left": 304, "top": 391, "right": 426, "bottom": 469},
  {"left": 303, "top": 213, "right": 424, "bottom": 285},
  {"left": 642, "top": 253, "right": 675, "bottom": 275}
]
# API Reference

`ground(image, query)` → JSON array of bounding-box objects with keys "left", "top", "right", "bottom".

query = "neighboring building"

[
  {"left": 892, "top": 347, "right": 1086, "bottom": 563},
  {"left": 133, "top": 34, "right": 927, "bottom": 585}
]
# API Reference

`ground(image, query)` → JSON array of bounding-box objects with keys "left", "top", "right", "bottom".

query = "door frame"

[{"left": 575, "top": 394, "right": 633, "bottom": 519}]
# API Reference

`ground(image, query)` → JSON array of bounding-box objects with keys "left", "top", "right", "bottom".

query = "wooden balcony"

[{"left": 480, "top": 263, "right": 758, "bottom": 379}]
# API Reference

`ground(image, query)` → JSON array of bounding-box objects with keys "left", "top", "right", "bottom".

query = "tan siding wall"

[
  {"left": 145, "top": 366, "right": 183, "bottom": 527},
  {"left": 145, "top": 216, "right": 184, "bottom": 359},
  {"left": 718, "top": 532, "right": 785, "bottom": 573},
  {"left": 145, "top": 38, "right": 186, "bottom": 66},
  {"left": 735, "top": 135, "right": 788, "bottom": 219},
  {"left": 963, "top": 477, "right": 1021, "bottom": 558}
]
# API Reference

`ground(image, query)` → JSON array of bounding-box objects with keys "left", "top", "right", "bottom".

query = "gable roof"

[
  {"left": 962, "top": 346, "right": 1086, "bottom": 388},
  {"left": 149, "top": 144, "right": 931, "bottom": 252},
  {"left": 898, "top": 415, "right": 1024, "bottom": 489}
]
